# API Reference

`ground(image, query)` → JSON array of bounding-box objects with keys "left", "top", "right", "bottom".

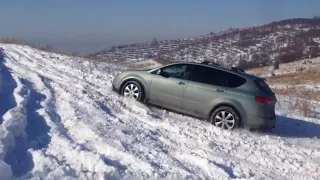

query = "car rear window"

[
  {"left": 254, "top": 79, "right": 274, "bottom": 94},
  {"left": 190, "top": 66, "right": 228, "bottom": 87},
  {"left": 227, "top": 73, "right": 247, "bottom": 88}
]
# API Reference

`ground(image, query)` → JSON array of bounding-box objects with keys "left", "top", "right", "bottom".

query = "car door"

[
  {"left": 182, "top": 65, "right": 227, "bottom": 118},
  {"left": 149, "top": 64, "right": 193, "bottom": 111}
]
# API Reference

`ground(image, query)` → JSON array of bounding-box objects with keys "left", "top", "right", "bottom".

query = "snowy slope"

[{"left": 0, "top": 44, "right": 320, "bottom": 180}]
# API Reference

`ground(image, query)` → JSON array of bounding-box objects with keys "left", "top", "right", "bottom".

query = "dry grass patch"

[
  {"left": 1, "top": 36, "right": 78, "bottom": 57},
  {"left": 247, "top": 66, "right": 272, "bottom": 75},
  {"left": 262, "top": 63, "right": 320, "bottom": 118},
  {"left": 272, "top": 88, "right": 318, "bottom": 118},
  {"left": 266, "top": 69, "right": 320, "bottom": 85},
  {"left": 272, "top": 87, "right": 320, "bottom": 101}
]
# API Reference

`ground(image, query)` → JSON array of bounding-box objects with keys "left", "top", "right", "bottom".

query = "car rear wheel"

[
  {"left": 210, "top": 106, "right": 240, "bottom": 130},
  {"left": 121, "top": 81, "right": 143, "bottom": 101}
]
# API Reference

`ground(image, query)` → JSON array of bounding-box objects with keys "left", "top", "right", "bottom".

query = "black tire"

[
  {"left": 121, "top": 81, "right": 144, "bottom": 102},
  {"left": 210, "top": 106, "right": 240, "bottom": 130}
]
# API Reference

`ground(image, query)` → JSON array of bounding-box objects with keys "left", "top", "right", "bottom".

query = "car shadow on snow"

[
  {"left": 0, "top": 48, "right": 17, "bottom": 125},
  {"left": 5, "top": 79, "right": 51, "bottom": 177},
  {"left": 147, "top": 104, "right": 320, "bottom": 139},
  {"left": 269, "top": 115, "right": 320, "bottom": 139}
]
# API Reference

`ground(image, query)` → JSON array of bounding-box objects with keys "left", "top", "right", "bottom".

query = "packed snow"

[{"left": 0, "top": 44, "right": 319, "bottom": 180}]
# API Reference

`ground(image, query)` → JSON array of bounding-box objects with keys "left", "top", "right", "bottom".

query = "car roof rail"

[
  {"left": 200, "top": 60, "right": 221, "bottom": 66},
  {"left": 231, "top": 66, "right": 245, "bottom": 73}
]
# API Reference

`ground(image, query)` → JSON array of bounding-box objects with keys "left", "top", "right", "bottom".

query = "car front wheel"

[{"left": 121, "top": 81, "right": 143, "bottom": 101}]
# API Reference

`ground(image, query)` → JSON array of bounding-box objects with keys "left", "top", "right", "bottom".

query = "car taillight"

[{"left": 255, "top": 96, "right": 272, "bottom": 104}]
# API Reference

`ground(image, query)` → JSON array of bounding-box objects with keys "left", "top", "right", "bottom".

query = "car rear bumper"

[{"left": 244, "top": 115, "right": 276, "bottom": 130}]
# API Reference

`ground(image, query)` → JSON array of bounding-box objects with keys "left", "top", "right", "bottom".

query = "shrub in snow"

[{"left": 273, "top": 60, "right": 280, "bottom": 70}]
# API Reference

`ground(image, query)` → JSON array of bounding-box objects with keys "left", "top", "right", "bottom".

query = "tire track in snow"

[
  {"left": 114, "top": 103, "right": 299, "bottom": 179},
  {"left": 6, "top": 77, "right": 53, "bottom": 177},
  {"left": 5, "top": 46, "right": 113, "bottom": 101},
  {"left": 37, "top": 75, "right": 153, "bottom": 179},
  {"left": 1, "top": 44, "right": 320, "bottom": 180},
  {"left": 0, "top": 48, "right": 96, "bottom": 178},
  {"left": 35, "top": 75, "right": 109, "bottom": 179},
  {"left": 37, "top": 73, "right": 201, "bottom": 178},
  {"left": 0, "top": 75, "right": 31, "bottom": 177},
  {"left": 1, "top": 75, "right": 52, "bottom": 178},
  {"left": 96, "top": 99, "right": 236, "bottom": 179},
  {"left": 0, "top": 48, "right": 17, "bottom": 125},
  {"left": 3, "top": 44, "right": 220, "bottom": 179},
  {"left": 103, "top": 98, "right": 259, "bottom": 179},
  {"left": 159, "top": 109, "right": 320, "bottom": 179},
  {"left": 9, "top": 46, "right": 109, "bottom": 91}
]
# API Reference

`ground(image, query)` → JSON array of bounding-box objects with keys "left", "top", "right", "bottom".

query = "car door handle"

[
  {"left": 216, "top": 89, "right": 224, "bottom": 92},
  {"left": 177, "top": 81, "right": 186, "bottom": 85}
]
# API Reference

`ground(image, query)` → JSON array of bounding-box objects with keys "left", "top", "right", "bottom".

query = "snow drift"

[{"left": 0, "top": 44, "right": 320, "bottom": 180}]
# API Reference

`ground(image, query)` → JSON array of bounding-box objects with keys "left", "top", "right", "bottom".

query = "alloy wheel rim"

[
  {"left": 123, "top": 84, "right": 140, "bottom": 99},
  {"left": 214, "top": 111, "right": 235, "bottom": 129}
]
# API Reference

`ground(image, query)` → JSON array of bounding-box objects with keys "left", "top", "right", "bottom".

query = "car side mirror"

[
  {"left": 156, "top": 69, "right": 170, "bottom": 78},
  {"left": 156, "top": 69, "right": 162, "bottom": 75}
]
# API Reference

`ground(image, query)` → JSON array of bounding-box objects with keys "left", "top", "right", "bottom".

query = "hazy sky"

[{"left": 0, "top": 0, "right": 319, "bottom": 54}]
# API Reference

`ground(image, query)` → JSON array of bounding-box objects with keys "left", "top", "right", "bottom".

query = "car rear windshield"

[{"left": 254, "top": 79, "right": 274, "bottom": 94}]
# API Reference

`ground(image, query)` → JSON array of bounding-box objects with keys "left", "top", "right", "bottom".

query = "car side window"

[
  {"left": 160, "top": 64, "right": 193, "bottom": 80},
  {"left": 227, "top": 73, "right": 247, "bottom": 88},
  {"left": 190, "top": 65, "right": 227, "bottom": 87}
]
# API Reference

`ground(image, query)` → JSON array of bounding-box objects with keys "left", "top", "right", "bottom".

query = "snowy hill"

[
  {"left": 1, "top": 44, "right": 320, "bottom": 180},
  {"left": 92, "top": 18, "right": 320, "bottom": 68}
]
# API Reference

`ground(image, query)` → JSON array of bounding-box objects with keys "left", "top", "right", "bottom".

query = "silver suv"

[{"left": 112, "top": 62, "right": 277, "bottom": 130}]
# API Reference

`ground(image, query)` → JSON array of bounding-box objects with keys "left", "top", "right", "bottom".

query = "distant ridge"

[{"left": 90, "top": 17, "right": 320, "bottom": 69}]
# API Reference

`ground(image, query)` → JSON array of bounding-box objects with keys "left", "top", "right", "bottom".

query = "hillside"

[
  {"left": 91, "top": 17, "right": 320, "bottom": 69},
  {"left": 1, "top": 44, "right": 320, "bottom": 179},
  {"left": 247, "top": 56, "right": 320, "bottom": 116}
]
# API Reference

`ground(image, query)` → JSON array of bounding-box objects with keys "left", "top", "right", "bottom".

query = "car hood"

[{"left": 125, "top": 68, "right": 155, "bottom": 72}]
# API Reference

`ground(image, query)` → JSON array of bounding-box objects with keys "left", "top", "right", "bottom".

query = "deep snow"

[{"left": 0, "top": 44, "right": 319, "bottom": 180}]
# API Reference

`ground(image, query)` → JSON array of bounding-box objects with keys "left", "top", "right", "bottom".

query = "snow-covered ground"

[{"left": 0, "top": 44, "right": 320, "bottom": 180}]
